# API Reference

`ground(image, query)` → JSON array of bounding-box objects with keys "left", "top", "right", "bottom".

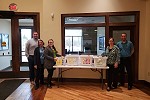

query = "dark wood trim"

[
  {"left": 61, "top": 11, "right": 140, "bottom": 83},
  {"left": 14, "top": 12, "right": 40, "bottom": 34},
  {"left": 11, "top": 17, "right": 20, "bottom": 72},
  {"left": 109, "top": 22, "right": 136, "bottom": 26},
  {"left": 64, "top": 23, "right": 106, "bottom": 27},
  {"left": 134, "top": 12, "right": 140, "bottom": 83},
  {"left": 0, "top": 10, "right": 15, "bottom": 18},
  {"left": 61, "top": 14, "right": 65, "bottom": 56},
  {"left": 62, "top": 11, "right": 139, "bottom": 17},
  {"left": 136, "top": 80, "right": 150, "bottom": 88},
  {"left": 0, "top": 12, "right": 40, "bottom": 78},
  {"left": 105, "top": 15, "right": 110, "bottom": 47},
  {"left": 0, "top": 72, "right": 29, "bottom": 78},
  {"left": 134, "top": 80, "right": 150, "bottom": 95}
]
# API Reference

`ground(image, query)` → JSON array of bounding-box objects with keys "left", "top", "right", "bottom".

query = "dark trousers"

[
  {"left": 28, "top": 55, "right": 35, "bottom": 82},
  {"left": 35, "top": 65, "right": 44, "bottom": 87},
  {"left": 107, "top": 64, "right": 118, "bottom": 88},
  {"left": 47, "top": 68, "right": 54, "bottom": 85},
  {"left": 119, "top": 57, "right": 132, "bottom": 86}
]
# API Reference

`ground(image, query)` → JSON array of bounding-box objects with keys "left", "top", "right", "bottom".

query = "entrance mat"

[{"left": 0, "top": 79, "right": 25, "bottom": 100}]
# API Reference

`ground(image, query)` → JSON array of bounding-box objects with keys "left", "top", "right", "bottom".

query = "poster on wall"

[
  {"left": 99, "top": 36, "right": 105, "bottom": 50},
  {"left": 1, "top": 34, "right": 9, "bottom": 50}
]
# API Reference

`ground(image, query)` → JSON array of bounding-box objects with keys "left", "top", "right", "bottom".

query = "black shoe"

[
  {"left": 120, "top": 83, "right": 125, "bottom": 86},
  {"left": 111, "top": 86, "right": 117, "bottom": 89},
  {"left": 51, "top": 82, "right": 55, "bottom": 86},
  {"left": 112, "top": 84, "right": 117, "bottom": 89},
  {"left": 107, "top": 87, "right": 111, "bottom": 91},
  {"left": 40, "top": 82, "right": 45, "bottom": 85},
  {"left": 47, "top": 84, "right": 52, "bottom": 88},
  {"left": 128, "top": 86, "right": 132, "bottom": 90}
]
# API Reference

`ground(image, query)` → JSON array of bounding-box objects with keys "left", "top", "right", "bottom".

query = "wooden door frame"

[
  {"left": 0, "top": 12, "right": 40, "bottom": 78},
  {"left": 109, "top": 26, "right": 139, "bottom": 83}
]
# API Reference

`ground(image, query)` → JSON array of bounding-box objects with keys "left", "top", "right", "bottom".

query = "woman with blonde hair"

[{"left": 44, "top": 39, "right": 61, "bottom": 88}]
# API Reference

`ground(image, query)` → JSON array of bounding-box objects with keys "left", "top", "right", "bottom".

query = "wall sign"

[
  {"left": 9, "top": 3, "right": 18, "bottom": 11},
  {"left": 0, "top": 33, "right": 9, "bottom": 50}
]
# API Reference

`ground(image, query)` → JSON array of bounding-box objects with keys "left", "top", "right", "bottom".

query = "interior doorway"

[
  {"left": 109, "top": 26, "right": 137, "bottom": 83},
  {"left": 0, "top": 11, "right": 40, "bottom": 78}
]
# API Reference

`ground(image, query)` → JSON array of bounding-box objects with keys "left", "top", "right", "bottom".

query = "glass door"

[
  {"left": 0, "top": 19, "right": 12, "bottom": 71},
  {"left": 20, "top": 28, "right": 32, "bottom": 62},
  {"left": 19, "top": 18, "right": 33, "bottom": 71},
  {"left": 109, "top": 26, "right": 136, "bottom": 82}
]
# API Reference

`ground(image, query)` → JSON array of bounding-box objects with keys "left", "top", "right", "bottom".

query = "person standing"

[
  {"left": 102, "top": 38, "right": 120, "bottom": 91},
  {"left": 117, "top": 32, "right": 134, "bottom": 90},
  {"left": 34, "top": 39, "right": 45, "bottom": 90},
  {"left": 25, "top": 32, "right": 38, "bottom": 84},
  {"left": 44, "top": 39, "right": 61, "bottom": 88}
]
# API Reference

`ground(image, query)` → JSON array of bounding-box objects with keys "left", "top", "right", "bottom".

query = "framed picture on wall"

[
  {"left": 1, "top": 34, "right": 9, "bottom": 50},
  {"left": 99, "top": 36, "right": 105, "bottom": 50}
]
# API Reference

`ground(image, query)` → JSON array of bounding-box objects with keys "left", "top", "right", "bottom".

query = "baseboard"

[
  {"left": 136, "top": 80, "right": 150, "bottom": 88},
  {"left": 132, "top": 80, "right": 150, "bottom": 96}
]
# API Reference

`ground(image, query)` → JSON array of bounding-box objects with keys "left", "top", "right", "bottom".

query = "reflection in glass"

[
  {"left": 109, "top": 15, "right": 135, "bottom": 23},
  {"left": 113, "top": 30, "right": 130, "bottom": 44}
]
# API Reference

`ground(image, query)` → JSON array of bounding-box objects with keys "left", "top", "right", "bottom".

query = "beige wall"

[
  {"left": 0, "top": 0, "right": 150, "bottom": 82},
  {"left": 145, "top": 0, "right": 150, "bottom": 82},
  {"left": 0, "top": 0, "right": 43, "bottom": 35}
]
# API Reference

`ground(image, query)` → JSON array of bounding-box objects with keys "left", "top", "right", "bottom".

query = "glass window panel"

[
  {"left": 22, "top": 52, "right": 28, "bottom": 62},
  {"left": 21, "top": 29, "right": 32, "bottom": 62},
  {"left": 0, "top": 19, "right": 12, "bottom": 71},
  {"left": 97, "top": 27, "right": 105, "bottom": 55},
  {"left": 109, "top": 15, "right": 135, "bottom": 23},
  {"left": 21, "top": 29, "right": 32, "bottom": 51},
  {"left": 65, "top": 17, "right": 105, "bottom": 24},
  {"left": 65, "top": 37, "right": 72, "bottom": 52},
  {"left": 19, "top": 19, "right": 33, "bottom": 26},
  {"left": 65, "top": 29, "right": 82, "bottom": 36},
  {"left": 113, "top": 30, "right": 130, "bottom": 44},
  {"left": 65, "top": 27, "right": 105, "bottom": 55},
  {"left": 73, "top": 37, "right": 82, "bottom": 52}
]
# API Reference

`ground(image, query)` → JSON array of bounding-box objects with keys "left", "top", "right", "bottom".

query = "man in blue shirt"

[{"left": 117, "top": 33, "right": 134, "bottom": 90}]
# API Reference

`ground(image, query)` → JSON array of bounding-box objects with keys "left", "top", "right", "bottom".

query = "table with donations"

[{"left": 53, "top": 55, "right": 108, "bottom": 90}]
